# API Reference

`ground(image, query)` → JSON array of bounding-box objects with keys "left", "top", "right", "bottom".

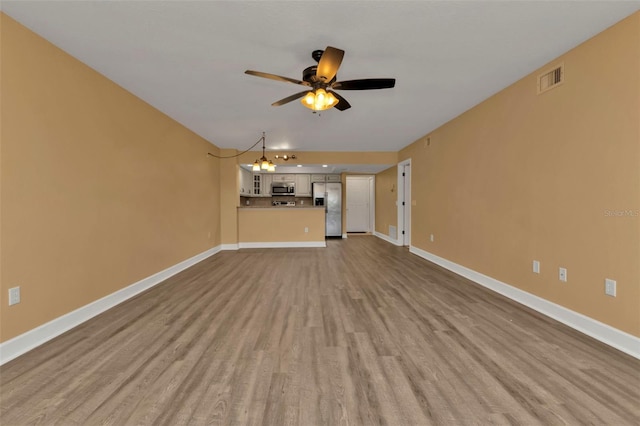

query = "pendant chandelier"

[{"left": 252, "top": 132, "right": 275, "bottom": 172}]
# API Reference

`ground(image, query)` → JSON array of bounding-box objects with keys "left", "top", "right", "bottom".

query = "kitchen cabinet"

[
  {"left": 262, "top": 174, "right": 273, "bottom": 196},
  {"left": 239, "top": 168, "right": 252, "bottom": 196},
  {"left": 311, "top": 174, "right": 326, "bottom": 182},
  {"left": 326, "top": 174, "right": 341, "bottom": 182},
  {"left": 295, "top": 174, "right": 312, "bottom": 196},
  {"left": 252, "top": 174, "right": 262, "bottom": 196},
  {"left": 272, "top": 174, "right": 295, "bottom": 183}
]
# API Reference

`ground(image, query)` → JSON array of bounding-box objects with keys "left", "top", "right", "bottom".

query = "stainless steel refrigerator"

[{"left": 313, "top": 182, "right": 342, "bottom": 237}]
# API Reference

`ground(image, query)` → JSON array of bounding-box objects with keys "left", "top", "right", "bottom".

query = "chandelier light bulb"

[{"left": 304, "top": 92, "right": 314, "bottom": 105}]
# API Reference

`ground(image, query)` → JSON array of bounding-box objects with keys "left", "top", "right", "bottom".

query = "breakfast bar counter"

[{"left": 237, "top": 207, "right": 325, "bottom": 248}]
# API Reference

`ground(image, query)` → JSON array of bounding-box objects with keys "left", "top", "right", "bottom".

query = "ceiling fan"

[{"left": 245, "top": 46, "right": 395, "bottom": 112}]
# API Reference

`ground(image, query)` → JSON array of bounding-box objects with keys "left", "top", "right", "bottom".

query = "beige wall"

[
  {"left": 375, "top": 166, "right": 398, "bottom": 237},
  {"left": 219, "top": 149, "right": 240, "bottom": 245},
  {"left": 238, "top": 208, "right": 325, "bottom": 243},
  {"left": 399, "top": 12, "right": 640, "bottom": 336},
  {"left": 0, "top": 14, "right": 222, "bottom": 342}
]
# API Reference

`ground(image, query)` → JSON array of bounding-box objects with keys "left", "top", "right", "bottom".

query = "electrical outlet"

[
  {"left": 430, "top": 234, "right": 434, "bottom": 242},
  {"left": 559, "top": 267, "right": 567, "bottom": 282},
  {"left": 605, "top": 279, "right": 617, "bottom": 297},
  {"left": 533, "top": 260, "right": 540, "bottom": 274},
  {"left": 304, "top": 227, "right": 309, "bottom": 233},
  {"left": 8, "top": 287, "right": 21, "bottom": 306}
]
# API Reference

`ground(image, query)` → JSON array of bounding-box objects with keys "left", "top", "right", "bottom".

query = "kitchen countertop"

[{"left": 238, "top": 206, "right": 323, "bottom": 209}]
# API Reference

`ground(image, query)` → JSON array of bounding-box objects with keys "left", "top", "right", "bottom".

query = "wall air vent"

[{"left": 537, "top": 63, "right": 564, "bottom": 94}]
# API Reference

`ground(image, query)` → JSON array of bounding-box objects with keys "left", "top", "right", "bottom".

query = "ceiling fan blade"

[
  {"left": 316, "top": 46, "right": 344, "bottom": 82},
  {"left": 245, "top": 70, "right": 310, "bottom": 87},
  {"left": 271, "top": 90, "right": 310, "bottom": 107},
  {"left": 332, "top": 78, "right": 396, "bottom": 90},
  {"left": 330, "top": 91, "right": 351, "bottom": 111}
]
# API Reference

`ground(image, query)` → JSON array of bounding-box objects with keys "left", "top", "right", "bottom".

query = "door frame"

[
  {"left": 397, "top": 159, "right": 411, "bottom": 246},
  {"left": 345, "top": 175, "right": 375, "bottom": 234}
]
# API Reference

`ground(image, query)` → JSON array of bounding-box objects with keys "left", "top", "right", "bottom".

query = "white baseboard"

[
  {"left": 238, "top": 241, "right": 326, "bottom": 249},
  {"left": 342, "top": 234, "right": 348, "bottom": 239},
  {"left": 0, "top": 245, "right": 222, "bottom": 366},
  {"left": 221, "top": 243, "right": 239, "bottom": 251},
  {"left": 409, "top": 246, "right": 640, "bottom": 360},
  {"left": 374, "top": 231, "right": 402, "bottom": 246}
]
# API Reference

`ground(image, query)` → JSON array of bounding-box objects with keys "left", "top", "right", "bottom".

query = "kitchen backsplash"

[{"left": 240, "top": 196, "right": 314, "bottom": 207}]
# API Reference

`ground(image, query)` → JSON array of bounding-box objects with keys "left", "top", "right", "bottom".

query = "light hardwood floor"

[{"left": 1, "top": 236, "right": 639, "bottom": 425}]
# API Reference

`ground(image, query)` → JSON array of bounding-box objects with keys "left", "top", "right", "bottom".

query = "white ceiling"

[{"left": 3, "top": 1, "right": 639, "bottom": 156}]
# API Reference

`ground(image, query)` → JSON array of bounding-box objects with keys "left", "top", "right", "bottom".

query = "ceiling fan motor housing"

[
  {"left": 302, "top": 66, "right": 318, "bottom": 83},
  {"left": 311, "top": 49, "right": 324, "bottom": 62},
  {"left": 303, "top": 66, "right": 337, "bottom": 86}
]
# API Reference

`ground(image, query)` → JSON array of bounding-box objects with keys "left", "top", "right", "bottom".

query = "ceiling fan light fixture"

[
  {"left": 252, "top": 160, "right": 260, "bottom": 171},
  {"left": 300, "top": 88, "right": 339, "bottom": 111},
  {"left": 267, "top": 161, "right": 276, "bottom": 172}
]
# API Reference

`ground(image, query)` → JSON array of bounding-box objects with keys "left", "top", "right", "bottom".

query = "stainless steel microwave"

[{"left": 271, "top": 182, "right": 295, "bottom": 195}]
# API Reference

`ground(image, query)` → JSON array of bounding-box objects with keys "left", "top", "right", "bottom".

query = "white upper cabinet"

[
  {"left": 272, "top": 174, "right": 295, "bottom": 182},
  {"left": 240, "top": 172, "right": 318, "bottom": 196},
  {"left": 295, "top": 174, "right": 312, "bottom": 196},
  {"left": 262, "top": 174, "right": 273, "bottom": 196},
  {"left": 252, "top": 174, "right": 262, "bottom": 196},
  {"left": 326, "top": 174, "right": 341, "bottom": 182}
]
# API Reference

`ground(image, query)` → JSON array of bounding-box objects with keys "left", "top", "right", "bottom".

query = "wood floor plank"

[{"left": 1, "top": 236, "right": 639, "bottom": 425}]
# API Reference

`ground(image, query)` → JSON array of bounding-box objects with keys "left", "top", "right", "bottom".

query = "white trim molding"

[
  {"left": 409, "top": 245, "right": 640, "bottom": 360},
  {"left": 238, "top": 241, "right": 326, "bottom": 249},
  {"left": 0, "top": 245, "right": 222, "bottom": 366},
  {"left": 342, "top": 234, "right": 348, "bottom": 239},
  {"left": 220, "top": 243, "right": 239, "bottom": 251},
  {"left": 374, "top": 231, "right": 402, "bottom": 246}
]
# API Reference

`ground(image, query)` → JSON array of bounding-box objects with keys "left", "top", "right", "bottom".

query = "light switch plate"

[
  {"left": 533, "top": 260, "right": 540, "bottom": 274},
  {"left": 8, "top": 287, "right": 21, "bottom": 305},
  {"left": 605, "top": 279, "right": 616, "bottom": 297}
]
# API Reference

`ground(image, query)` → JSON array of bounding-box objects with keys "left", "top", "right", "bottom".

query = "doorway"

[
  {"left": 346, "top": 176, "right": 375, "bottom": 233},
  {"left": 397, "top": 160, "right": 411, "bottom": 246}
]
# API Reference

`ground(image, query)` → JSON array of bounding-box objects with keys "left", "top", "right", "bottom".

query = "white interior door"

[{"left": 346, "top": 177, "right": 371, "bottom": 232}]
